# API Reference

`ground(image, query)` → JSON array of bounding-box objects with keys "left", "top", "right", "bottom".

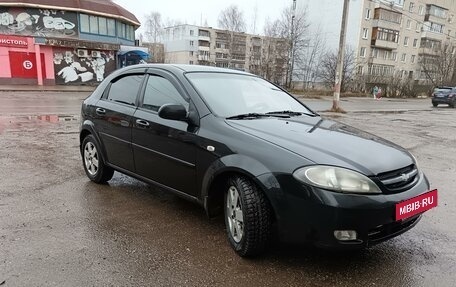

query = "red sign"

[
  {"left": 395, "top": 189, "right": 438, "bottom": 221},
  {"left": 9, "top": 52, "right": 46, "bottom": 79},
  {"left": 0, "top": 35, "right": 28, "bottom": 48}
]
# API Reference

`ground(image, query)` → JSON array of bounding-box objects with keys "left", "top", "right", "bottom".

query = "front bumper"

[{"left": 258, "top": 171, "right": 430, "bottom": 249}]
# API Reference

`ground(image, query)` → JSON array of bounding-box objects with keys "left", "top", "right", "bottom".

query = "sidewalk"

[{"left": 0, "top": 84, "right": 96, "bottom": 92}]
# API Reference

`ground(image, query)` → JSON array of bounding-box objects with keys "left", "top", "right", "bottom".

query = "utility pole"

[
  {"left": 332, "top": 0, "right": 350, "bottom": 112},
  {"left": 287, "top": 0, "right": 297, "bottom": 89}
]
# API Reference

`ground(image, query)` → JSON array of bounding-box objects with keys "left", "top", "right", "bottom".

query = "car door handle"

[
  {"left": 136, "top": 119, "right": 150, "bottom": 128},
  {"left": 95, "top": 108, "right": 106, "bottom": 115}
]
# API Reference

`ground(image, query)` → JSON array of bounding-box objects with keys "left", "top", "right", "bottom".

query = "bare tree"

[
  {"left": 276, "top": 4, "right": 310, "bottom": 88},
  {"left": 218, "top": 5, "right": 246, "bottom": 32},
  {"left": 259, "top": 18, "right": 288, "bottom": 85},
  {"left": 250, "top": 2, "right": 259, "bottom": 34},
  {"left": 319, "top": 46, "right": 357, "bottom": 92},
  {"left": 297, "top": 25, "right": 326, "bottom": 90},
  {"left": 144, "top": 12, "right": 163, "bottom": 43},
  {"left": 419, "top": 41, "right": 456, "bottom": 86}
]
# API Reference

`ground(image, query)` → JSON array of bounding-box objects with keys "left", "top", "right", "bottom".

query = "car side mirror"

[{"left": 158, "top": 104, "right": 188, "bottom": 121}]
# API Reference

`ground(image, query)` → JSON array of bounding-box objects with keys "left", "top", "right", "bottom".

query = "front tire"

[
  {"left": 224, "top": 176, "right": 272, "bottom": 257},
  {"left": 432, "top": 102, "right": 438, "bottom": 107},
  {"left": 81, "top": 135, "right": 114, "bottom": 183}
]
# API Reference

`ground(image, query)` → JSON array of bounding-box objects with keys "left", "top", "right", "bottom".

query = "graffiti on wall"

[
  {"left": 0, "top": 8, "right": 78, "bottom": 38},
  {"left": 53, "top": 49, "right": 116, "bottom": 85}
]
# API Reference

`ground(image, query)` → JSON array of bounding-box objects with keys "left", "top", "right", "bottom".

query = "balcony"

[
  {"left": 371, "top": 39, "right": 398, "bottom": 50},
  {"left": 419, "top": 47, "right": 439, "bottom": 56},
  {"left": 425, "top": 14, "right": 446, "bottom": 24},
  {"left": 198, "top": 46, "right": 210, "bottom": 51},
  {"left": 421, "top": 30, "right": 445, "bottom": 41},
  {"left": 372, "top": 19, "right": 400, "bottom": 30},
  {"left": 198, "top": 55, "right": 210, "bottom": 61}
]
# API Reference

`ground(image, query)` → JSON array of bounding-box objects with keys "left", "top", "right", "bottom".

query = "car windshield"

[{"left": 186, "top": 72, "right": 313, "bottom": 118}]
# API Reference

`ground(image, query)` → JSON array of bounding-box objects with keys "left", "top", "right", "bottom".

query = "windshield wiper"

[
  {"left": 226, "top": 113, "right": 290, "bottom": 120},
  {"left": 266, "top": 110, "right": 318, "bottom": 117},
  {"left": 226, "top": 113, "right": 270, "bottom": 120}
]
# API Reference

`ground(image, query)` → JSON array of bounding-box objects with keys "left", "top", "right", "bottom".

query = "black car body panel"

[{"left": 80, "top": 64, "right": 432, "bottom": 250}]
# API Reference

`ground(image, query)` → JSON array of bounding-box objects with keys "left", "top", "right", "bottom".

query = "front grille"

[{"left": 377, "top": 164, "right": 419, "bottom": 193}]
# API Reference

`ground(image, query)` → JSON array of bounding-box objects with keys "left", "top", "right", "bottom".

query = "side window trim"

[{"left": 101, "top": 73, "right": 146, "bottom": 107}]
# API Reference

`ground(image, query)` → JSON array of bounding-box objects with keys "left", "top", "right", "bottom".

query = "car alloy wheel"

[
  {"left": 84, "top": 141, "right": 99, "bottom": 176},
  {"left": 226, "top": 185, "right": 244, "bottom": 243},
  {"left": 81, "top": 135, "right": 114, "bottom": 183}
]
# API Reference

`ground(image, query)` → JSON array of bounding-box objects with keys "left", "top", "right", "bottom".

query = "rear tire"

[
  {"left": 432, "top": 102, "right": 438, "bottom": 107},
  {"left": 81, "top": 135, "right": 114, "bottom": 183},
  {"left": 450, "top": 101, "right": 455, "bottom": 108},
  {"left": 224, "top": 175, "right": 272, "bottom": 257}
]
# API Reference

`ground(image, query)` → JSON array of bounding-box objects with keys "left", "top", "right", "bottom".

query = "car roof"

[{"left": 118, "top": 64, "right": 254, "bottom": 76}]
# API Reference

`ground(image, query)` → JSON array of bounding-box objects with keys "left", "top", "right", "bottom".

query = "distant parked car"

[
  {"left": 79, "top": 64, "right": 437, "bottom": 257},
  {"left": 432, "top": 87, "right": 456, "bottom": 108}
]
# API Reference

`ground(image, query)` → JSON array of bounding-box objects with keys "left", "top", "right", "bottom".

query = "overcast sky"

[{"left": 113, "top": 0, "right": 361, "bottom": 50}]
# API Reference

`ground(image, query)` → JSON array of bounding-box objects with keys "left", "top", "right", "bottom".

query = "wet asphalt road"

[{"left": 0, "top": 92, "right": 455, "bottom": 286}]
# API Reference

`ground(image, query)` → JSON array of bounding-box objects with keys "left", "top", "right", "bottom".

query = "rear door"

[
  {"left": 131, "top": 70, "right": 199, "bottom": 196},
  {"left": 94, "top": 72, "right": 145, "bottom": 172}
]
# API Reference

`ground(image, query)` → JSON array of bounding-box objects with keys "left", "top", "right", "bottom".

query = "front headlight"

[{"left": 293, "top": 165, "right": 381, "bottom": 194}]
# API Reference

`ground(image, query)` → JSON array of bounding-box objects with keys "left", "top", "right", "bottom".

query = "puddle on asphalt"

[{"left": 0, "top": 114, "right": 78, "bottom": 134}]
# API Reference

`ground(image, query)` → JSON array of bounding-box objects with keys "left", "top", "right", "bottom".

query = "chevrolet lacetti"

[{"left": 79, "top": 64, "right": 438, "bottom": 256}]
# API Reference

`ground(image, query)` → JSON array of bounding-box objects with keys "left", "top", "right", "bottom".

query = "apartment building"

[
  {"left": 162, "top": 24, "right": 288, "bottom": 84},
  {"left": 355, "top": 0, "right": 456, "bottom": 85}
]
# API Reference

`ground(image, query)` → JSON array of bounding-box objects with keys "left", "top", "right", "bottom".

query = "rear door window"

[{"left": 107, "top": 75, "right": 145, "bottom": 106}]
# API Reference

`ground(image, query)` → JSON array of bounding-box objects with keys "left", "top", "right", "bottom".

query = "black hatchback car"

[
  {"left": 80, "top": 64, "right": 437, "bottom": 256},
  {"left": 432, "top": 86, "right": 456, "bottom": 108}
]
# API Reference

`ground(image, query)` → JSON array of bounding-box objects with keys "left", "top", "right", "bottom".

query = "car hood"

[{"left": 226, "top": 116, "right": 414, "bottom": 175}]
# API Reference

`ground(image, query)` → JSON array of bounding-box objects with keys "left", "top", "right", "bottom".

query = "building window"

[
  {"left": 189, "top": 60, "right": 194, "bottom": 65},
  {"left": 375, "top": 27, "right": 399, "bottom": 43},
  {"left": 80, "top": 13, "right": 130, "bottom": 39},
  {"left": 391, "top": 52, "right": 397, "bottom": 61},
  {"left": 409, "top": 2, "right": 414, "bottom": 13},
  {"left": 365, "top": 9, "right": 371, "bottom": 20},
  {"left": 416, "top": 22, "right": 420, "bottom": 31},
  {"left": 375, "top": 8, "right": 402, "bottom": 24},
  {"left": 190, "top": 30, "right": 194, "bottom": 36},
  {"left": 371, "top": 48, "right": 378, "bottom": 58},
  {"left": 418, "top": 5, "right": 424, "bottom": 15},
  {"left": 357, "top": 66, "right": 364, "bottom": 75},
  {"left": 190, "top": 40, "right": 194, "bottom": 46},
  {"left": 427, "top": 5, "right": 448, "bottom": 19},
  {"left": 404, "top": 36, "right": 409, "bottom": 46},
  {"left": 423, "top": 22, "right": 444, "bottom": 34},
  {"left": 401, "top": 53, "right": 406, "bottom": 62},
  {"left": 362, "top": 28, "right": 369, "bottom": 39},
  {"left": 98, "top": 17, "right": 107, "bottom": 35},
  {"left": 413, "top": 38, "right": 418, "bottom": 47},
  {"left": 368, "top": 64, "right": 395, "bottom": 76},
  {"left": 80, "top": 14, "right": 90, "bottom": 33},
  {"left": 406, "top": 20, "right": 411, "bottom": 29},
  {"left": 411, "top": 55, "right": 416, "bottom": 63},
  {"left": 360, "top": 47, "right": 366, "bottom": 57},
  {"left": 107, "top": 19, "right": 116, "bottom": 36},
  {"left": 189, "top": 51, "right": 194, "bottom": 56},
  {"left": 89, "top": 16, "right": 99, "bottom": 34}
]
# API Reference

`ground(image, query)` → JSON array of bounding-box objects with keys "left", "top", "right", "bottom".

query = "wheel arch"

[
  {"left": 201, "top": 154, "right": 277, "bottom": 220},
  {"left": 79, "top": 120, "right": 107, "bottom": 163}
]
